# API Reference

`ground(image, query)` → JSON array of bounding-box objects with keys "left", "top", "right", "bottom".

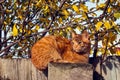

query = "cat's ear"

[
  {"left": 82, "top": 30, "right": 90, "bottom": 42},
  {"left": 82, "top": 30, "right": 89, "bottom": 38},
  {"left": 71, "top": 31, "right": 76, "bottom": 38}
]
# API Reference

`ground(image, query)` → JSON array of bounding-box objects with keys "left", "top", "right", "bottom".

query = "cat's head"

[{"left": 71, "top": 30, "right": 90, "bottom": 54}]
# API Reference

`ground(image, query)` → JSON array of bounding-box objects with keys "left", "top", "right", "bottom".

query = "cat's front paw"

[{"left": 56, "top": 60, "right": 70, "bottom": 63}]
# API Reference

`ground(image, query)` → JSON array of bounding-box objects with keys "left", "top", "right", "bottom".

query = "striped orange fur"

[{"left": 31, "top": 31, "right": 90, "bottom": 70}]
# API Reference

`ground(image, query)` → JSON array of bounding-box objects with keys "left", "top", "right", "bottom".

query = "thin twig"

[
  {"left": 24, "top": 21, "right": 76, "bottom": 38},
  {"left": 100, "top": 0, "right": 110, "bottom": 20},
  {"left": 41, "top": 0, "right": 67, "bottom": 37},
  {"left": 93, "top": 0, "right": 110, "bottom": 58},
  {"left": 108, "top": 41, "right": 120, "bottom": 50},
  {"left": 0, "top": 40, "right": 19, "bottom": 55}
]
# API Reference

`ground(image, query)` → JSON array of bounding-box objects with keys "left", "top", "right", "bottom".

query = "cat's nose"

[
  {"left": 81, "top": 45, "right": 84, "bottom": 47},
  {"left": 81, "top": 44, "right": 84, "bottom": 47}
]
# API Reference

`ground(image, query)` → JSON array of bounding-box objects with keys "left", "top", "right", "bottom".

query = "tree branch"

[
  {"left": 93, "top": 32, "right": 98, "bottom": 59},
  {"left": 0, "top": 4, "right": 4, "bottom": 51},
  {"left": 0, "top": 40, "right": 19, "bottom": 56},
  {"left": 41, "top": 0, "right": 67, "bottom": 37},
  {"left": 108, "top": 41, "right": 120, "bottom": 50},
  {"left": 24, "top": 21, "right": 76, "bottom": 38},
  {"left": 99, "top": 0, "right": 110, "bottom": 20}
]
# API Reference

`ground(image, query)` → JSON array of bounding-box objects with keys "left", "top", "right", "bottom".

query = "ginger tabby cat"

[{"left": 31, "top": 30, "right": 90, "bottom": 70}]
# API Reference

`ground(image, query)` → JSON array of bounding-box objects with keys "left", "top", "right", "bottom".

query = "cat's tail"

[{"left": 31, "top": 47, "right": 62, "bottom": 70}]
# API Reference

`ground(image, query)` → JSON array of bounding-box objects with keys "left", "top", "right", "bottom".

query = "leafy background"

[{"left": 0, "top": 0, "right": 120, "bottom": 59}]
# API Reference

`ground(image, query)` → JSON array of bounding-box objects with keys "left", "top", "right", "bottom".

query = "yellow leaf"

[
  {"left": 81, "top": 12, "right": 87, "bottom": 20},
  {"left": 23, "top": 39, "right": 27, "bottom": 43},
  {"left": 14, "top": 0, "right": 16, "bottom": 3},
  {"left": 107, "top": 7, "right": 112, "bottom": 13},
  {"left": 110, "top": 0, "right": 114, "bottom": 3},
  {"left": 66, "top": 27, "right": 72, "bottom": 31},
  {"left": 19, "top": 28, "right": 22, "bottom": 33},
  {"left": 99, "top": 48, "right": 105, "bottom": 55},
  {"left": 17, "top": 10, "right": 23, "bottom": 20},
  {"left": 22, "top": 6, "right": 27, "bottom": 11},
  {"left": 14, "top": 2, "right": 17, "bottom": 9},
  {"left": 109, "top": 32, "right": 116, "bottom": 42},
  {"left": 114, "top": 12, "right": 120, "bottom": 19},
  {"left": 99, "top": 3, "right": 105, "bottom": 8},
  {"left": 27, "top": 30, "right": 31, "bottom": 35},
  {"left": 111, "top": 21, "right": 116, "bottom": 26},
  {"left": 39, "top": 18, "right": 47, "bottom": 22},
  {"left": 44, "top": 5, "right": 48, "bottom": 10},
  {"left": 60, "top": 31, "right": 63, "bottom": 36},
  {"left": 58, "top": 18, "right": 63, "bottom": 24},
  {"left": 43, "top": 5, "right": 49, "bottom": 13},
  {"left": 116, "top": 48, "right": 120, "bottom": 56},
  {"left": 35, "top": 25, "right": 40, "bottom": 31},
  {"left": 104, "top": 21, "right": 112, "bottom": 30},
  {"left": 12, "top": 23, "right": 18, "bottom": 37},
  {"left": 32, "top": 29, "right": 36, "bottom": 32},
  {"left": 117, "top": 51, "right": 120, "bottom": 56},
  {"left": 76, "top": 26, "right": 81, "bottom": 30},
  {"left": 6, "top": 9, "right": 12, "bottom": 13},
  {"left": 4, "top": 21, "right": 7, "bottom": 25},
  {"left": 19, "top": 15, "right": 23, "bottom": 20},
  {"left": 80, "top": 3, "right": 88, "bottom": 12},
  {"left": 95, "top": 21, "right": 103, "bottom": 31},
  {"left": 36, "top": 0, "right": 42, "bottom": 7},
  {"left": 72, "top": 5, "right": 79, "bottom": 13},
  {"left": 63, "top": 10, "right": 69, "bottom": 16},
  {"left": 62, "top": 10, "right": 69, "bottom": 18},
  {"left": 90, "top": 0, "right": 95, "bottom": 2}
]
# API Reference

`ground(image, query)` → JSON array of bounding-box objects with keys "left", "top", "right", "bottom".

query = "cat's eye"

[
  {"left": 78, "top": 41, "right": 82, "bottom": 44},
  {"left": 71, "top": 42, "right": 74, "bottom": 45}
]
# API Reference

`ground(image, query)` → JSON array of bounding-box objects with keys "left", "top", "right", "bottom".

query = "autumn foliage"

[{"left": 0, "top": 0, "right": 119, "bottom": 59}]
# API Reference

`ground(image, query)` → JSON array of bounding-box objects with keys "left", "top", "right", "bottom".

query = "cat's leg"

[{"left": 56, "top": 59, "right": 70, "bottom": 63}]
